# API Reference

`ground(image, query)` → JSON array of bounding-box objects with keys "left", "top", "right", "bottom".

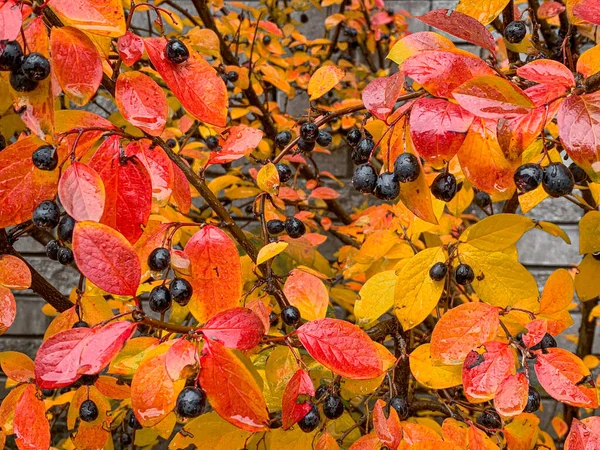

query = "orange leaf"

[
  {"left": 0, "top": 384, "right": 27, "bottom": 435},
  {"left": 207, "top": 126, "right": 264, "bottom": 165},
  {"left": 462, "top": 341, "right": 516, "bottom": 402},
  {"left": 0, "top": 288, "right": 16, "bottom": 336},
  {"left": 0, "top": 255, "right": 31, "bottom": 290},
  {"left": 201, "top": 307, "right": 264, "bottom": 350},
  {"left": 494, "top": 373, "right": 528, "bottom": 417},
  {"left": 308, "top": 65, "right": 345, "bottom": 101},
  {"left": 0, "top": 352, "right": 34, "bottom": 383},
  {"left": 95, "top": 375, "right": 131, "bottom": 399},
  {"left": 127, "top": 139, "right": 174, "bottom": 203},
  {"left": 67, "top": 386, "right": 111, "bottom": 450},
  {"left": 316, "top": 431, "right": 340, "bottom": 450},
  {"left": 58, "top": 162, "right": 105, "bottom": 222},
  {"left": 348, "top": 432, "right": 383, "bottom": 450},
  {"left": 373, "top": 400, "right": 401, "bottom": 449},
  {"left": 164, "top": 338, "right": 197, "bottom": 381},
  {"left": 283, "top": 269, "right": 329, "bottom": 321},
  {"left": 47, "top": 0, "right": 125, "bottom": 37},
  {"left": 309, "top": 186, "right": 340, "bottom": 200},
  {"left": 282, "top": 369, "right": 315, "bottom": 429},
  {"left": 55, "top": 110, "right": 116, "bottom": 158},
  {"left": 13, "top": 384, "right": 50, "bottom": 450}
]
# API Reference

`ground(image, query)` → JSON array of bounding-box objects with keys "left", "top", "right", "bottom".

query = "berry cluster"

[
  {"left": 147, "top": 247, "right": 193, "bottom": 313},
  {"left": 429, "top": 262, "right": 474, "bottom": 285},
  {"left": 266, "top": 217, "right": 306, "bottom": 239},
  {"left": 0, "top": 41, "right": 50, "bottom": 92},
  {"left": 34, "top": 199, "right": 74, "bottom": 266},
  {"left": 514, "top": 162, "right": 578, "bottom": 197}
]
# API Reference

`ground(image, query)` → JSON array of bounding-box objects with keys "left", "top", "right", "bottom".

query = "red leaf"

[
  {"left": 45, "top": 0, "right": 125, "bottom": 37},
  {"left": 373, "top": 400, "right": 401, "bottom": 449},
  {"left": 89, "top": 136, "right": 152, "bottom": 243},
  {"left": 207, "top": 125, "right": 264, "bottom": 165},
  {"left": 50, "top": 26, "right": 102, "bottom": 106},
  {"left": 73, "top": 221, "right": 141, "bottom": 296},
  {"left": 171, "top": 161, "right": 192, "bottom": 214},
  {"left": 0, "top": 288, "right": 16, "bottom": 336},
  {"left": 494, "top": 373, "right": 528, "bottom": 417},
  {"left": 409, "top": 98, "right": 474, "bottom": 167},
  {"left": 462, "top": 341, "right": 516, "bottom": 401},
  {"left": 361, "top": 73, "right": 405, "bottom": 121},
  {"left": 246, "top": 299, "right": 271, "bottom": 333},
  {"left": 537, "top": 1, "right": 565, "bottom": 19},
  {"left": 201, "top": 307, "right": 264, "bottom": 350},
  {"left": 0, "top": 1, "right": 22, "bottom": 40},
  {"left": 565, "top": 418, "right": 600, "bottom": 450},
  {"left": 58, "top": 162, "right": 105, "bottom": 222},
  {"left": 200, "top": 340, "right": 269, "bottom": 432},
  {"left": 522, "top": 319, "right": 548, "bottom": 348},
  {"left": 117, "top": 31, "right": 144, "bottom": 66},
  {"left": 535, "top": 348, "right": 598, "bottom": 408},
  {"left": 184, "top": 225, "right": 242, "bottom": 323},
  {"left": 296, "top": 318, "right": 389, "bottom": 380},
  {"left": 78, "top": 321, "right": 137, "bottom": 375},
  {"left": 116, "top": 71, "right": 168, "bottom": 136},
  {"left": 282, "top": 369, "right": 315, "bottom": 429},
  {"left": 55, "top": 110, "right": 116, "bottom": 158},
  {"left": 126, "top": 140, "right": 174, "bottom": 203},
  {"left": 573, "top": 0, "right": 600, "bottom": 25},
  {"left": 14, "top": 384, "right": 50, "bottom": 450},
  {"left": 309, "top": 186, "right": 340, "bottom": 200},
  {"left": 144, "top": 38, "right": 228, "bottom": 127},
  {"left": 517, "top": 60, "right": 575, "bottom": 88},
  {"left": 417, "top": 9, "right": 496, "bottom": 54},
  {"left": 165, "top": 338, "right": 197, "bottom": 381}
]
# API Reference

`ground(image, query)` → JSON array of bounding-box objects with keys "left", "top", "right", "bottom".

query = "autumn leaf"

[
  {"left": 117, "top": 31, "right": 144, "bottom": 66},
  {"left": 387, "top": 31, "right": 454, "bottom": 65},
  {"left": 356, "top": 270, "right": 396, "bottom": 327},
  {"left": 0, "top": 352, "right": 35, "bottom": 383},
  {"left": 67, "top": 386, "right": 111, "bottom": 449},
  {"left": 58, "top": 162, "right": 105, "bottom": 222},
  {"left": 409, "top": 344, "right": 462, "bottom": 389},
  {"left": 257, "top": 163, "right": 280, "bottom": 195},
  {"left": 462, "top": 341, "right": 516, "bottom": 401},
  {"left": 516, "top": 60, "right": 575, "bottom": 88},
  {"left": 455, "top": 0, "right": 509, "bottom": 25},
  {"left": 200, "top": 307, "right": 264, "bottom": 350},
  {"left": 282, "top": 369, "right": 315, "bottom": 429},
  {"left": 373, "top": 400, "right": 401, "bottom": 449},
  {"left": 283, "top": 269, "right": 329, "bottom": 321},
  {"left": 127, "top": 139, "right": 174, "bottom": 203},
  {"left": 565, "top": 418, "right": 600, "bottom": 450},
  {"left": 361, "top": 73, "right": 405, "bottom": 121},
  {"left": 0, "top": 1, "right": 22, "bottom": 41},
  {"left": 579, "top": 210, "right": 600, "bottom": 254},
  {"left": 257, "top": 242, "right": 288, "bottom": 265},
  {"left": 169, "top": 412, "right": 252, "bottom": 449},
  {"left": 0, "top": 255, "right": 31, "bottom": 290},
  {"left": 308, "top": 65, "right": 345, "bottom": 101},
  {"left": 48, "top": 0, "right": 125, "bottom": 36},
  {"left": 13, "top": 384, "right": 50, "bottom": 450},
  {"left": 573, "top": 0, "right": 600, "bottom": 25},
  {"left": 207, "top": 126, "right": 264, "bottom": 165},
  {"left": 462, "top": 214, "right": 534, "bottom": 251},
  {"left": 494, "top": 373, "right": 528, "bottom": 417}
]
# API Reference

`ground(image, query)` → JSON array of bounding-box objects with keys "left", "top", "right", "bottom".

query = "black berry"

[
  {"left": 57, "top": 247, "right": 74, "bottom": 265},
  {"left": 46, "top": 240, "right": 60, "bottom": 261},
  {"left": 0, "top": 135, "right": 5, "bottom": 151},
  {"left": 316, "top": 131, "right": 332, "bottom": 147},
  {"left": 149, "top": 285, "right": 172, "bottom": 313},
  {"left": 269, "top": 312, "right": 279, "bottom": 326},
  {"left": 300, "top": 13, "right": 309, "bottom": 24},
  {"left": 569, "top": 163, "right": 588, "bottom": 184},
  {"left": 33, "top": 200, "right": 60, "bottom": 230},
  {"left": 267, "top": 219, "right": 285, "bottom": 234},
  {"left": 504, "top": 21, "right": 527, "bottom": 44},
  {"left": 206, "top": 135, "right": 219, "bottom": 150},
  {"left": 226, "top": 71, "right": 239, "bottom": 82},
  {"left": 514, "top": 163, "right": 543, "bottom": 193},
  {"left": 476, "top": 409, "right": 501, "bottom": 429},
  {"left": 389, "top": 397, "right": 409, "bottom": 420},
  {"left": 429, "top": 262, "right": 448, "bottom": 281},
  {"left": 300, "top": 123, "right": 319, "bottom": 142},
  {"left": 79, "top": 399, "right": 99, "bottom": 422},
  {"left": 21, "top": 52, "right": 51, "bottom": 81},
  {"left": 298, "top": 404, "right": 319, "bottom": 432},
  {"left": 352, "top": 164, "right": 377, "bottom": 194},
  {"left": 373, "top": 172, "right": 400, "bottom": 201},
  {"left": 10, "top": 66, "right": 38, "bottom": 92},
  {"left": 523, "top": 386, "right": 541, "bottom": 413},
  {"left": 474, "top": 190, "right": 491, "bottom": 209},
  {"left": 542, "top": 163, "right": 574, "bottom": 198},
  {"left": 165, "top": 38, "right": 189, "bottom": 64},
  {"left": 0, "top": 41, "right": 23, "bottom": 71},
  {"left": 352, "top": 138, "right": 374, "bottom": 165},
  {"left": 285, "top": 217, "right": 306, "bottom": 239},
  {"left": 169, "top": 278, "right": 193, "bottom": 306},
  {"left": 72, "top": 320, "right": 89, "bottom": 328},
  {"left": 175, "top": 387, "right": 206, "bottom": 418},
  {"left": 315, "top": 385, "right": 328, "bottom": 400},
  {"left": 58, "top": 215, "right": 76, "bottom": 243},
  {"left": 281, "top": 305, "right": 301, "bottom": 326},
  {"left": 276, "top": 163, "right": 292, "bottom": 183},
  {"left": 430, "top": 172, "right": 457, "bottom": 202},
  {"left": 275, "top": 131, "right": 292, "bottom": 148},
  {"left": 454, "top": 263, "right": 474, "bottom": 285},
  {"left": 593, "top": 252, "right": 600, "bottom": 261},
  {"left": 323, "top": 395, "right": 344, "bottom": 419},
  {"left": 530, "top": 333, "right": 557, "bottom": 351},
  {"left": 166, "top": 138, "right": 177, "bottom": 148},
  {"left": 298, "top": 138, "right": 315, "bottom": 152},
  {"left": 346, "top": 128, "right": 361, "bottom": 146},
  {"left": 262, "top": 35, "right": 272, "bottom": 45},
  {"left": 148, "top": 247, "right": 171, "bottom": 271},
  {"left": 393, "top": 153, "right": 420, "bottom": 183},
  {"left": 32, "top": 145, "right": 58, "bottom": 171},
  {"left": 129, "top": 413, "right": 143, "bottom": 430},
  {"left": 79, "top": 374, "right": 99, "bottom": 386}
]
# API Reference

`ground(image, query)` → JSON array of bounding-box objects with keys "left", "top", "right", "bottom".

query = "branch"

[
  {"left": 502, "top": 0, "right": 519, "bottom": 64},
  {"left": 583, "top": 71, "right": 600, "bottom": 93},
  {"left": 410, "top": 400, "right": 453, "bottom": 417}
]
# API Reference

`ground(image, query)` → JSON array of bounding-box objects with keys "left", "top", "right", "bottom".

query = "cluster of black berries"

[
  {"left": 514, "top": 162, "right": 581, "bottom": 197},
  {"left": 429, "top": 262, "right": 474, "bottom": 285},
  {"left": 267, "top": 217, "right": 306, "bottom": 239},
  {"left": 147, "top": 247, "right": 194, "bottom": 314},
  {"left": 33, "top": 199, "right": 74, "bottom": 266},
  {"left": 0, "top": 40, "right": 50, "bottom": 92}
]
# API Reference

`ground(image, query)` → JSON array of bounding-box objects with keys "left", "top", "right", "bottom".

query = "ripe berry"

[
  {"left": 430, "top": 172, "right": 457, "bottom": 202},
  {"left": 33, "top": 200, "right": 60, "bottom": 230},
  {"left": 285, "top": 217, "right": 306, "bottom": 239},
  {"left": 504, "top": 20, "right": 527, "bottom": 44},
  {"left": 429, "top": 262, "right": 448, "bottom": 281},
  {"left": 298, "top": 404, "right": 319, "bottom": 432},
  {"left": 175, "top": 387, "right": 206, "bottom": 418},
  {"left": 0, "top": 41, "right": 23, "bottom": 71},
  {"left": 542, "top": 163, "right": 574, "bottom": 198},
  {"left": 524, "top": 386, "right": 541, "bottom": 413},
  {"left": 10, "top": 67, "right": 38, "bottom": 92},
  {"left": 569, "top": 163, "right": 588, "bottom": 184},
  {"left": 530, "top": 333, "right": 557, "bottom": 351},
  {"left": 269, "top": 312, "right": 279, "bottom": 326},
  {"left": 352, "top": 138, "right": 374, "bottom": 165},
  {"left": 276, "top": 163, "right": 292, "bottom": 183},
  {"left": 323, "top": 395, "right": 344, "bottom": 419},
  {"left": 454, "top": 263, "right": 474, "bottom": 285},
  {"left": 0, "top": 135, "right": 5, "bottom": 151},
  {"left": 389, "top": 397, "right": 409, "bottom": 420},
  {"left": 57, "top": 247, "right": 74, "bottom": 265},
  {"left": 165, "top": 38, "right": 189, "bottom": 64},
  {"left": 300, "top": 13, "right": 309, "bottom": 24},
  {"left": 476, "top": 409, "right": 501, "bottom": 429},
  {"left": 129, "top": 413, "right": 143, "bottom": 430},
  {"left": 149, "top": 285, "right": 172, "bottom": 313},
  {"left": 275, "top": 131, "right": 292, "bottom": 148},
  {"left": 298, "top": 138, "right": 315, "bottom": 152},
  {"left": 46, "top": 240, "right": 60, "bottom": 261},
  {"left": 72, "top": 320, "right": 89, "bottom": 328},
  {"left": 148, "top": 247, "right": 171, "bottom": 271},
  {"left": 300, "top": 122, "right": 319, "bottom": 142},
  {"left": 315, "top": 385, "right": 328, "bottom": 400},
  {"left": 352, "top": 164, "right": 377, "bottom": 194},
  {"left": 262, "top": 35, "right": 272, "bottom": 45},
  {"left": 206, "top": 135, "right": 219, "bottom": 150},
  {"left": 316, "top": 130, "right": 332, "bottom": 147},
  {"left": 58, "top": 215, "right": 76, "bottom": 243},
  {"left": 593, "top": 252, "right": 600, "bottom": 261},
  {"left": 514, "top": 163, "right": 543, "bottom": 193},
  {"left": 21, "top": 52, "right": 50, "bottom": 81},
  {"left": 281, "top": 305, "right": 301, "bottom": 326},
  {"left": 346, "top": 128, "right": 362, "bottom": 146},
  {"left": 79, "top": 399, "right": 99, "bottom": 422},
  {"left": 474, "top": 190, "right": 491, "bottom": 209},
  {"left": 166, "top": 138, "right": 177, "bottom": 148},
  {"left": 373, "top": 172, "right": 400, "bottom": 201},
  {"left": 226, "top": 71, "right": 239, "bottom": 82},
  {"left": 169, "top": 278, "right": 193, "bottom": 306},
  {"left": 32, "top": 145, "right": 58, "bottom": 171},
  {"left": 267, "top": 219, "right": 285, "bottom": 234},
  {"left": 393, "top": 153, "right": 420, "bottom": 183}
]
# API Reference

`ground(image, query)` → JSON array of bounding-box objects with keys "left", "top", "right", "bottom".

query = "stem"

[{"left": 502, "top": 0, "right": 519, "bottom": 64}]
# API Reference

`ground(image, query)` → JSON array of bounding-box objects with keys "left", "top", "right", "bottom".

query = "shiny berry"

[
  {"left": 32, "top": 145, "right": 58, "bottom": 171},
  {"left": 389, "top": 397, "right": 409, "bottom": 420},
  {"left": 569, "top": 163, "right": 588, "bottom": 184},
  {"left": 148, "top": 247, "right": 170, "bottom": 271},
  {"left": 72, "top": 320, "right": 89, "bottom": 328},
  {"left": 46, "top": 240, "right": 61, "bottom": 261},
  {"left": 429, "top": 262, "right": 448, "bottom": 281},
  {"left": 504, "top": 20, "right": 527, "bottom": 44},
  {"left": 206, "top": 135, "right": 219, "bottom": 150},
  {"left": 316, "top": 130, "right": 332, "bottom": 147},
  {"left": 169, "top": 278, "right": 193, "bottom": 306},
  {"left": 474, "top": 190, "right": 491, "bottom": 209},
  {"left": 300, "top": 123, "right": 319, "bottom": 142},
  {"left": 352, "top": 164, "right": 377, "bottom": 194},
  {"left": 21, "top": 52, "right": 50, "bottom": 81},
  {"left": 149, "top": 285, "right": 172, "bottom": 313},
  {"left": 267, "top": 219, "right": 285, "bottom": 234},
  {"left": 514, "top": 163, "right": 543, "bottom": 193},
  {"left": 542, "top": 163, "right": 574, "bottom": 197},
  {"left": 176, "top": 387, "right": 206, "bottom": 418},
  {"left": 57, "top": 247, "right": 74, "bottom": 265},
  {"left": 33, "top": 200, "right": 60, "bottom": 230},
  {"left": 323, "top": 395, "right": 344, "bottom": 419},
  {"left": 298, "top": 404, "right": 320, "bottom": 432},
  {"left": 276, "top": 163, "right": 292, "bottom": 182},
  {"left": 430, "top": 172, "right": 457, "bottom": 202},
  {"left": 128, "top": 413, "right": 143, "bottom": 430},
  {"left": 373, "top": 172, "right": 400, "bottom": 201},
  {"left": 476, "top": 409, "right": 501, "bottom": 429},
  {"left": 226, "top": 71, "right": 239, "bottom": 82},
  {"left": 10, "top": 67, "right": 38, "bottom": 92},
  {"left": 530, "top": 333, "right": 557, "bottom": 351},
  {"left": 79, "top": 399, "right": 99, "bottom": 422},
  {"left": 281, "top": 305, "right": 301, "bottom": 326},
  {"left": 263, "top": 35, "right": 272, "bottom": 45},
  {"left": 165, "top": 38, "right": 189, "bottom": 64},
  {"left": 346, "top": 128, "right": 362, "bottom": 146},
  {"left": 524, "top": 386, "right": 541, "bottom": 413},
  {"left": 58, "top": 215, "right": 76, "bottom": 243},
  {"left": 167, "top": 138, "right": 177, "bottom": 148},
  {"left": 393, "top": 153, "right": 420, "bottom": 183},
  {"left": 298, "top": 138, "right": 315, "bottom": 152},
  {"left": 121, "top": 433, "right": 132, "bottom": 446},
  {"left": 315, "top": 385, "right": 328, "bottom": 400},
  {"left": 269, "top": 312, "right": 279, "bottom": 326},
  {"left": 454, "top": 263, "right": 474, "bottom": 285},
  {"left": 0, "top": 41, "right": 22, "bottom": 71},
  {"left": 285, "top": 217, "right": 306, "bottom": 239},
  {"left": 593, "top": 252, "right": 600, "bottom": 261},
  {"left": 275, "top": 131, "right": 292, "bottom": 148},
  {"left": 352, "top": 138, "right": 374, "bottom": 165}
]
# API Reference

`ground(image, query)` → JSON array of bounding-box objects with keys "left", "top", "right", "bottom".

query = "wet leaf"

[
  {"left": 127, "top": 140, "right": 174, "bottom": 203},
  {"left": 283, "top": 269, "right": 329, "bottom": 321},
  {"left": 575, "top": 254, "right": 600, "bottom": 301},
  {"left": 0, "top": 1, "right": 21, "bottom": 40},
  {"left": 573, "top": 0, "right": 600, "bottom": 25},
  {"left": 0, "top": 255, "right": 31, "bottom": 290},
  {"left": 494, "top": 373, "right": 528, "bottom": 417},
  {"left": 373, "top": 400, "right": 401, "bottom": 449},
  {"left": 463, "top": 214, "right": 534, "bottom": 251},
  {"left": 539, "top": 269, "right": 574, "bottom": 315},
  {"left": 117, "top": 31, "right": 144, "bottom": 66},
  {"left": 201, "top": 307, "right": 264, "bottom": 350},
  {"left": 257, "top": 163, "right": 280, "bottom": 195},
  {"left": 0, "top": 288, "right": 15, "bottom": 337},
  {"left": 13, "top": 384, "right": 50, "bottom": 450},
  {"left": 0, "top": 352, "right": 34, "bottom": 383},
  {"left": 516, "top": 60, "right": 575, "bottom": 88},
  {"left": 67, "top": 386, "right": 111, "bottom": 449},
  {"left": 565, "top": 417, "right": 600, "bottom": 450},
  {"left": 410, "top": 344, "right": 462, "bottom": 389},
  {"left": 282, "top": 369, "right": 315, "bottom": 429},
  {"left": 207, "top": 126, "right": 264, "bottom": 165},
  {"left": 456, "top": 0, "right": 509, "bottom": 25},
  {"left": 308, "top": 65, "right": 345, "bottom": 101},
  {"left": 48, "top": 0, "right": 125, "bottom": 36},
  {"left": 387, "top": 32, "right": 454, "bottom": 65},
  {"left": 462, "top": 341, "right": 516, "bottom": 401},
  {"left": 58, "top": 162, "right": 105, "bottom": 222},
  {"left": 356, "top": 270, "right": 396, "bottom": 327},
  {"left": 362, "top": 73, "right": 405, "bottom": 121},
  {"left": 169, "top": 412, "right": 252, "bottom": 449},
  {"left": 257, "top": 242, "right": 288, "bottom": 265}
]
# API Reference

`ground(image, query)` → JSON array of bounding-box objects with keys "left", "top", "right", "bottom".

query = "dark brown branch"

[
  {"left": 502, "top": 0, "right": 519, "bottom": 64},
  {"left": 583, "top": 71, "right": 600, "bottom": 93},
  {"left": 410, "top": 400, "right": 453, "bottom": 417}
]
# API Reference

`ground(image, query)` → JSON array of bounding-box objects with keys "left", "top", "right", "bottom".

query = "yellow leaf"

[
  {"left": 577, "top": 44, "right": 600, "bottom": 77},
  {"left": 355, "top": 271, "right": 397, "bottom": 327},
  {"left": 539, "top": 269, "right": 574, "bottom": 315},
  {"left": 579, "top": 211, "right": 600, "bottom": 254},
  {"left": 460, "top": 244, "right": 538, "bottom": 307},
  {"left": 169, "top": 412, "right": 251, "bottom": 449},
  {"left": 456, "top": 0, "right": 510, "bottom": 25},
  {"left": 257, "top": 163, "right": 280, "bottom": 195},
  {"left": 387, "top": 32, "right": 454, "bottom": 65},
  {"left": 409, "top": 344, "right": 462, "bottom": 389},
  {"left": 354, "top": 230, "right": 402, "bottom": 264},
  {"left": 266, "top": 426, "right": 318, "bottom": 449},
  {"left": 535, "top": 221, "right": 571, "bottom": 244},
  {"left": 463, "top": 214, "right": 534, "bottom": 251},
  {"left": 394, "top": 247, "right": 445, "bottom": 330},
  {"left": 257, "top": 242, "right": 288, "bottom": 265},
  {"left": 308, "top": 65, "right": 345, "bottom": 101},
  {"left": 504, "top": 414, "right": 540, "bottom": 450},
  {"left": 575, "top": 254, "right": 600, "bottom": 301},
  {"left": 518, "top": 185, "right": 548, "bottom": 213}
]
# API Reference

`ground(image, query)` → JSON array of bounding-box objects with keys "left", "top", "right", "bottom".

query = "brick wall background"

[{"left": 2, "top": 0, "right": 598, "bottom": 444}]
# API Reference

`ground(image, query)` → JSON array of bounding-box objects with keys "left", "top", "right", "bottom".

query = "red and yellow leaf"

[
  {"left": 283, "top": 269, "right": 329, "bottom": 321},
  {"left": 0, "top": 255, "right": 31, "bottom": 290},
  {"left": 494, "top": 373, "right": 528, "bottom": 417},
  {"left": 462, "top": 341, "right": 516, "bottom": 402},
  {"left": 200, "top": 307, "right": 264, "bottom": 350},
  {"left": 13, "top": 384, "right": 50, "bottom": 450},
  {"left": 58, "top": 162, "right": 105, "bottom": 222},
  {"left": 48, "top": 0, "right": 125, "bottom": 37},
  {"left": 308, "top": 65, "right": 345, "bottom": 101},
  {"left": 207, "top": 126, "right": 264, "bottom": 165},
  {"left": 282, "top": 369, "right": 314, "bottom": 429}
]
